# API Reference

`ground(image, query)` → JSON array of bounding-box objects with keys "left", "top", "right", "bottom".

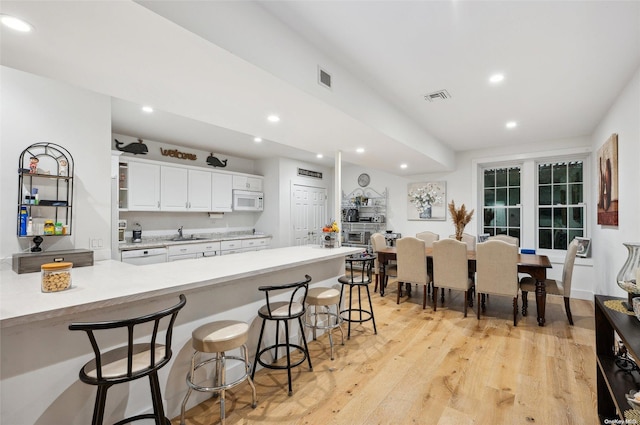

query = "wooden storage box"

[{"left": 12, "top": 249, "right": 94, "bottom": 274}]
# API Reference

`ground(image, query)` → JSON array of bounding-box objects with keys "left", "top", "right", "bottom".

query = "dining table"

[{"left": 376, "top": 246, "right": 552, "bottom": 326}]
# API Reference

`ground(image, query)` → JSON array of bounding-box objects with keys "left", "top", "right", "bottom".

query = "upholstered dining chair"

[
  {"left": 432, "top": 238, "right": 473, "bottom": 316},
  {"left": 370, "top": 233, "right": 397, "bottom": 293},
  {"left": 520, "top": 238, "right": 579, "bottom": 325},
  {"left": 475, "top": 239, "right": 519, "bottom": 325},
  {"left": 396, "top": 237, "right": 430, "bottom": 309},
  {"left": 449, "top": 233, "right": 476, "bottom": 251},
  {"left": 489, "top": 234, "right": 519, "bottom": 246},
  {"left": 416, "top": 231, "right": 439, "bottom": 247}
]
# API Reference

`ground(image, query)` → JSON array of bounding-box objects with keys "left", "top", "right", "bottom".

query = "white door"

[{"left": 292, "top": 184, "right": 327, "bottom": 246}]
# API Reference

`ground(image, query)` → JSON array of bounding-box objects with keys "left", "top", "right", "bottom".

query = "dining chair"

[
  {"left": 370, "top": 233, "right": 397, "bottom": 293},
  {"left": 489, "top": 234, "right": 519, "bottom": 246},
  {"left": 415, "top": 231, "right": 439, "bottom": 247},
  {"left": 520, "top": 238, "right": 579, "bottom": 325},
  {"left": 475, "top": 239, "right": 519, "bottom": 325},
  {"left": 449, "top": 233, "right": 476, "bottom": 251},
  {"left": 396, "top": 237, "right": 430, "bottom": 309},
  {"left": 432, "top": 238, "right": 472, "bottom": 316}
]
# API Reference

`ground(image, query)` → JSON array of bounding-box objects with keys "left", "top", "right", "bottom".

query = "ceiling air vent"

[
  {"left": 424, "top": 89, "right": 451, "bottom": 102},
  {"left": 318, "top": 66, "right": 332, "bottom": 89}
]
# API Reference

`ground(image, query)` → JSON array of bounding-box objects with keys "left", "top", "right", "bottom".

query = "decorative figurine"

[
  {"left": 58, "top": 159, "right": 68, "bottom": 176},
  {"left": 29, "top": 157, "right": 39, "bottom": 174}
]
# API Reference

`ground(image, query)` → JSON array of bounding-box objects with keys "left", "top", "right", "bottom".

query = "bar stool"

[
  {"left": 180, "top": 320, "right": 257, "bottom": 425},
  {"left": 339, "top": 254, "right": 377, "bottom": 339},
  {"left": 303, "top": 286, "right": 344, "bottom": 360},
  {"left": 252, "top": 274, "right": 312, "bottom": 396},
  {"left": 68, "top": 294, "right": 186, "bottom": 425}
]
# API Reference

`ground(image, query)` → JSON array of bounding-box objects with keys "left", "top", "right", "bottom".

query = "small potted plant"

[{"left": 448, "top": 200, "right": 474, "bottom": 241}]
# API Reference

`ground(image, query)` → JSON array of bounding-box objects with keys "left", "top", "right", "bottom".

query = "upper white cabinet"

[
  {"left": 233, "top": 175, "right": 263, "bottom": 192},
  {"left": 161, "top": 166, "right": 212, "bottom": 212},
  {"left": 211, "top": 172, "right": 233, "bottom": 212},
  {"left": 128, "top": 161, "right": 161, "bottom": 211},
  {"left": 187, "top": 169, "right": 212, "bottom": 211},
  {"left": 124, "top": 158, "right": 258, "bottom": 212}
]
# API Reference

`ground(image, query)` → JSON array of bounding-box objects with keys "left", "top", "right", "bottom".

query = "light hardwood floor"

[{"left": 173, "top": 283, "right": 598, "bottom": 425}]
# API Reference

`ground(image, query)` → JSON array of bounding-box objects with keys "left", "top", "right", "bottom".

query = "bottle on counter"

[
  {"left": 54, "top": 222, "right": 63, "bottom": 235},
  {"left": 26, "top": 217, "right": 33, "bottom": 236},
  {"left": 43, "top": 220, "right": 54, "bottom": 235},
  {"left": 19, "top": 206, "right": 28, "bottom": 236}
]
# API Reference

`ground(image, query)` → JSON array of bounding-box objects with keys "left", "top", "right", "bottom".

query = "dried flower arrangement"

[{"left": 448, "top": 200, "right": 475, "bottom": 241}]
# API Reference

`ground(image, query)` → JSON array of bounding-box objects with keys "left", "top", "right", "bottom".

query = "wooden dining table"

[{"left": 376, "top": 246, "right": 552, "bottom": 326}]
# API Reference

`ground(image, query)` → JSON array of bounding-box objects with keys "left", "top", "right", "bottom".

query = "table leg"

[
  {"left": 535, "top": 279, "right": 546, "bottom": 326},
  {"left": 379, "top": 258, "right": 387, "bottom": 297}
]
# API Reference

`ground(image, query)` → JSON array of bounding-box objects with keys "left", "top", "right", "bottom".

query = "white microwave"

[{"left": 233, "top": 190, "right": 264, "bottom": 211}]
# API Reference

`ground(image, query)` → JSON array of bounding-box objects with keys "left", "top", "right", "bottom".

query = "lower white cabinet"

[
  {"left": 167, "top": 241, "right": 221, "bottom": 261},
  {"left": 219, "top": 237, "right": 270, "bottom": 255}
]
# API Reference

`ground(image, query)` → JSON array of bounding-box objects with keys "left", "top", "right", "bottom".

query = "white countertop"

[
  {"left": 0, "top": 245, "right": 361, "bottom": 328},
  {"left": 119, "top": 233, "right": 272, "bottom": 250}
]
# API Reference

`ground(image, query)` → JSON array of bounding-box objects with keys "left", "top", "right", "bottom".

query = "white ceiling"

[{"left": 1, "top": 1, "right": 639, "bottom": 175}]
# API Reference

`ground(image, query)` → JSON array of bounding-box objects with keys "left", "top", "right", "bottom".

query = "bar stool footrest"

[
  {"left": 340, "top": 308, "right": 374, "bottom": 323},
  {"left": 113, "top": 414, "right": 170, "bottom": 425},
  {"left": 256, "top": 343, "right": 309, "bottom": 370},
  {"left": 303, "top": 311, "right": 343, "bottom": 332},
  {"left": 187, "top": 355, "right": 253, "bottom": 393}
]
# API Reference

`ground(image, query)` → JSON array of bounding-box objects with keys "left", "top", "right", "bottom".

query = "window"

[
  {"left": 538, "top": 160, "right": 584, "bottom": 250},
  {"left": 482, "top": 166, "right": 521, "bottom": 242}
]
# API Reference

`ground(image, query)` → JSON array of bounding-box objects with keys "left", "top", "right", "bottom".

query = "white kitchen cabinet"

[
  {"left": 167, "top": 241, "right": 221, "bottom": 261},
  {"left": 232, "top": 175, "right": 263, "bottom": 191},
  {"left": 128, "top": 161, "right": 161, "bottom": 211},
  {"left": 187, "top": 169, "right": 213, "bottom": 211},
  {"left": 211, "top": 172, "right": 233, "bottom": 212},
  {"left": 161, "top": 166, "right": 212, "bottom": 212}
]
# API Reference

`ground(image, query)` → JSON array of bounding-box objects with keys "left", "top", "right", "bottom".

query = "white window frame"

[
  {"left": 472, "top": 147, "right": 591, "bottom": 257},
  {"left": 480, "top": 165, "right": 523, "bottom": 241}
]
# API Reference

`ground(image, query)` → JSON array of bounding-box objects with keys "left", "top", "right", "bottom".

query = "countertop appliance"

[
  {"left": 345, "top": 208, "right": 359, "bottom": 222},
  {"left": 121, "top": 247, "right": 167, "bottom": 265},
  {"left": 132, "top": 222, "right": 142, "bottom": 243},
  {"left": 118, "top": 219, "right": 127, "bottom": 243},
  {"left": 233, "top": 190, "right": 263, "bottom": 211}
]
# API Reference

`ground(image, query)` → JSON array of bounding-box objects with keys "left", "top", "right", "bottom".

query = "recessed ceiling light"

[
  {"left": 400, "top": 163, "right": 408, "bottom": 169},
  {"left": 0, "top": 14, "right": 33, "bottom": 32},
  {"left": 254, "top": 137, "right": 262, "bottom": 143},
  {"left": 356, "top": 148, "right": 365, "bottom": 154},
  {"left": 506, "top": 121, "right": 517, "bottom": 129},
  {"left": 316, "top": 153, "right": 323, "bottom": 159},
  {"left": 141, "top": 106, "right": 153, "bottom": 113},
  {"left": 267, "top": 114, "right": 280, "bottom": 123},
  {"left": 489, "top": 73, "right": 505, "bottom": 84}
]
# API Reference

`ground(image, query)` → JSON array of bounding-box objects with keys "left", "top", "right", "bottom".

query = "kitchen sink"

[{"left": 170, "top": 236, "right": 208, "bottom": 241}]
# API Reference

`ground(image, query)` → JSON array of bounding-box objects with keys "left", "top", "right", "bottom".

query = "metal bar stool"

[
  {"left": 303, "top": 286, "right": 344, "bottom": 360},
  {"left": 252, "top": 275, "right": 312, "bottom": 396},
  {"left": 180, "top": 320, "right": 257, "bottom": 425},
  {"left": 339, "top": 254, "right": 377, "bottom": 339},
  {"left": 68, "top": 294, "right": 186, "bottom": 425}
]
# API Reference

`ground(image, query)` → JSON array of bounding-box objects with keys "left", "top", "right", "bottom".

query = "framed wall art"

[
  {"left": 407, "top": 181, "right": 446, "bottom": 221},
  {"left": 597, "top": 133, "right": 618, "bottom": 226}
]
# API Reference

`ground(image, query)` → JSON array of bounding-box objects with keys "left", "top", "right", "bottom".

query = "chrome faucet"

[{"left": 178, "top": 226, "right": 183, "bottom": 238}]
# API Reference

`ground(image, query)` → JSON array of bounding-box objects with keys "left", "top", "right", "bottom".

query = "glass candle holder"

[{"left": 617, "top": 242, "right": 640, "bottom": 311}]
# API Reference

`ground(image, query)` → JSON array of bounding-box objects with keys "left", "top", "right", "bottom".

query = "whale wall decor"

[
  {"left": 115, "top": 138, "right": 148, "bottom": 155},
  {"left": 206, "top": 153, "right": 228, "bottom": 168}
]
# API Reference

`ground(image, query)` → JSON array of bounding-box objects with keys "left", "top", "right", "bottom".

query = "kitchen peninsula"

[{"left": 0, "top": 245, "right": 361, "bottom": 425}]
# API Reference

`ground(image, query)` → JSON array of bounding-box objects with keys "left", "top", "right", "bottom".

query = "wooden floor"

[{"left": 173, "top": 282, "right": 598, "bottom": 425}]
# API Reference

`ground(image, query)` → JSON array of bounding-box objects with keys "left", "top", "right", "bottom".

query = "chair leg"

[
  {"left": 92, "top": 384, "right": 109, "bottom": 425},
  {"left": 423, "top": 283, "right": 427, "bottom": 309},
  {"left": 242, "top": 344, "right": 258, "bottom": 409},
  {"left": 396, "top": 281, "right": 402, "bottom": 304},
  {"left": 297, "top": 316, "right": 313, "bottom": 371},
  {"left": 284, "top": 319, "right": 293, "bottom": 396},
  {"left": 252, "top": 319, "right": 267, "bottom": 379},
  {"left": 219, "top": 353, "right": 227, "bottom": 425},
  {"left": 148, "top": 371, "right": 167, "bottom": 425},
  {"left": 477, "top": 293, "right": 481, "bottom": 319},
  {"left": 432, "top": 286, "right": 438, "bottom": 312},
  {"left": 564, "top": 297, "right": 574, "bottom": 325},
  {"left": 374, "top": 273, "right": 378, "bottom": 293},
  {"left": 513, "top": 297, "right": 518, "bottom": 326},
  {"left": 463, "top": 290, "right": 468, "bottom": 317},
  {"left": 522, "top": 291, "right": 528, "bottom": 316},
  {"left": 364, "top": 283, "right": 377, "bottom": 334},
  {"left": 440, "top": 287, "right": 445, "bottom": 304}
]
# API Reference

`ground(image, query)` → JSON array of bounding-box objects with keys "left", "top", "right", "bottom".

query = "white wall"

[
  {"left": 590, "top": 67, "right": 640, "bottom": 296},
  {"left": 0, "top": 66, "right": 112, "bottom": 261}
]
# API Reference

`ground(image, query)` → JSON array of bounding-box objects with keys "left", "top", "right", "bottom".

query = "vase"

[
  {"left": 420, "top": 204, "right": 432, "bottom": 219},
  {"left": 617, "top": 242, "right": 640, "bottom": 310}
]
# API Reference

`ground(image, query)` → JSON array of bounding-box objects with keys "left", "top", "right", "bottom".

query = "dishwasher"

[{"left": 121, "top": 248, "right": 168, "bottom": 265}]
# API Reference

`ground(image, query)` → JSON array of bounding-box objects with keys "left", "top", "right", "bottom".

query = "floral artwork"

[{"left": 407, "top": 181, "right": 446, "bottom": 220}]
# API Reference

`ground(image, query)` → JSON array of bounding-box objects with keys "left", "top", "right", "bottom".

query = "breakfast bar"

[{"left": 0, "top": 245, "right": 361, "bottom": 425}]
